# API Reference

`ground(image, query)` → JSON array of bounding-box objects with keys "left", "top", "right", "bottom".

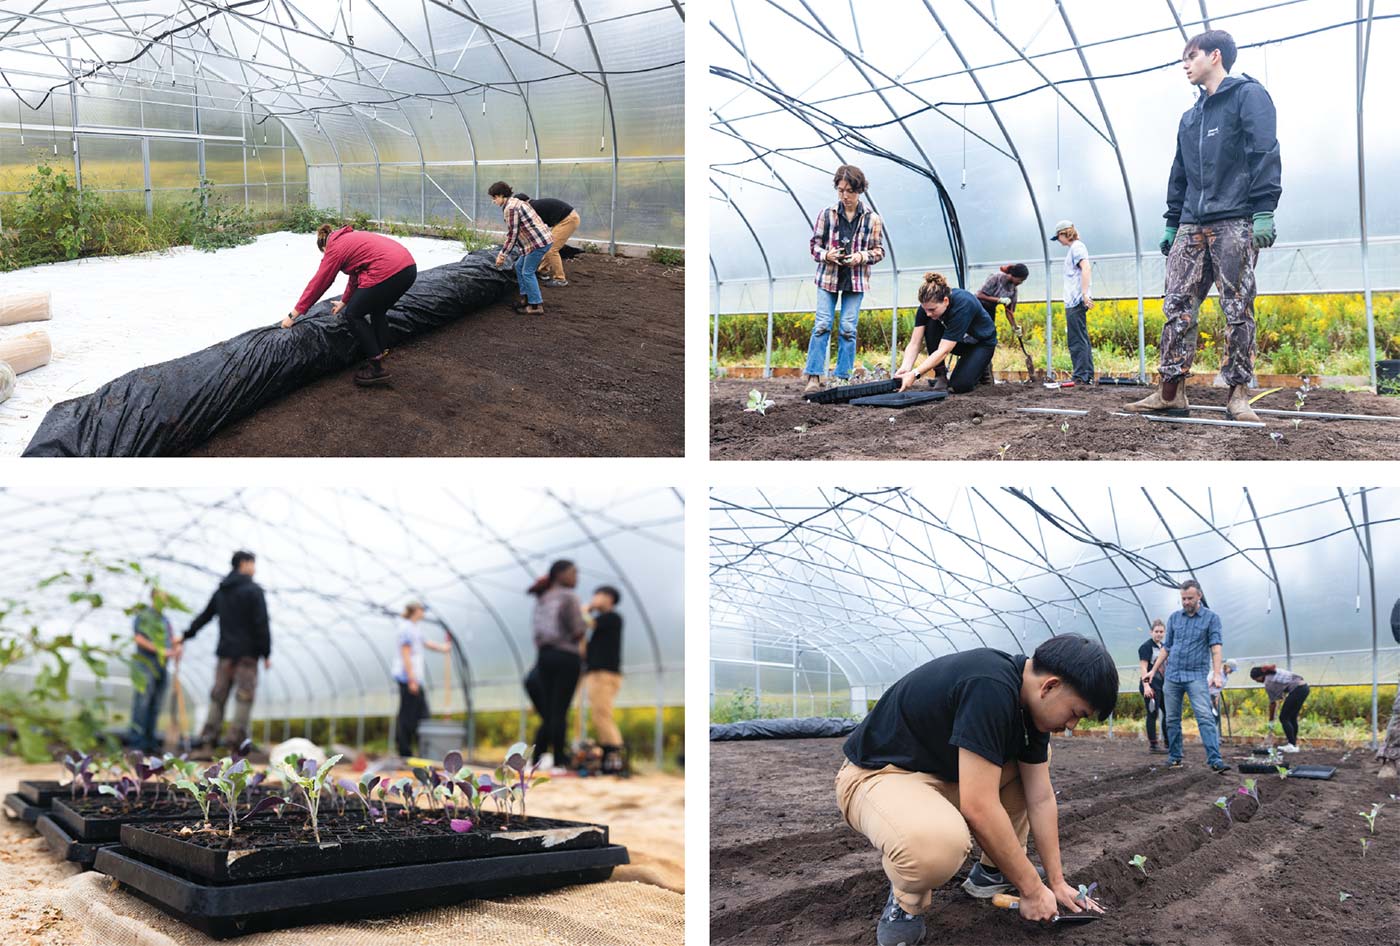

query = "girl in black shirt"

[{"left": 897, "top": 272, "right": 999, "bottom": 394}]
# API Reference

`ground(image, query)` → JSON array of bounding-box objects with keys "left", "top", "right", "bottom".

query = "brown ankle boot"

[
  {"left": 803, "top": 375, "right": 823, "bottom": 395},
  {"left": 1124, "top": 381, "right": 1189, "bottom": 415},
  {"left": 1225, "top": 384, "right": 1261, "bottom": 423}
]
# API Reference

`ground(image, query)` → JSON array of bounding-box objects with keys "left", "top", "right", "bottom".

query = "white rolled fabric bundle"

[
  {"left": 0, "top": 330, "right": 52, "bottom": 375},
  {"left": 0, "top": 360, "right": 14, "bottom": 404}
]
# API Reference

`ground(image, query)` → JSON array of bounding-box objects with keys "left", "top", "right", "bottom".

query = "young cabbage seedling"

[
  {"left": 503, "top": 742, "right": 549, "bottom": 821},
  {"left": 174, "top": 776, "right": 216, "bottom": 827},
  {"left": 1075, "top": 882, "right": 1098, "bottom": 907},
  {"left": 1360, "top": 838, "right": 1370, "bottom": 858},
  {"left": 279, "top": 754, "right": 343, "bottom": 844},
  {"left": 1129, "top": 854, "right": 1148, "bottom": 877},
  {"left": 1275, "top": 765, "right": 1289, "bottom": 780},
  {"left": 1239, "top": 778, "right": 1259, "bottom": 803},
  {"left": 62, "top": 752, "right": 95, "bottom": 800},
  {"left": 1214, "top": 796, "right": 1233, "bottom": 827},
  {"left": 1359, "top": 802, "right": 1382, "bottom": 834},
  {"left": 97, "top": 776, "right": 139, "bottom": 813},
  {"left": 209, "top": 758, "right": 255, "bottom": 837}
]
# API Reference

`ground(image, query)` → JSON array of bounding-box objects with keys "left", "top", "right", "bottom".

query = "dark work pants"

[
  {"left": 533, "top": 646, "right": 581, "bottom": 765},
  {"left": 924, "top": 321, "right": 997, "bottom": 393},
  {"left": 395, "top": 680, "right": 430, "bottom": 757},
  {"left": 1280, "top": 684, "right": 1309, "bottom": 746},
  {"left": 343, "top": 264, "right": 417, "bottom": 361},
  {"left": 1140, "top": 681, "right": 1164, "bottom": 745},
  {"left": 1065, "top": 302, "right": 1094, "bottom": 383}
]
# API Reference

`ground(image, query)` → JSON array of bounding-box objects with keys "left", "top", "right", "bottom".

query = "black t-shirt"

[
  {"left": 843, "top": 649, "right": 1050, "bottom": 781},
  {"left": 914, "top": 288, "right": 998, "bottom": 354},
  {"left": 835, "top": 210, "right": 859, "bottom": 294},
  {"left": 1138, "top": 639, "right": 1165, "bottom": 687},
  {"left": 529, "top": 197, "right": 574, "bottom": 227},
  {"left": 587, "top": 612, "right": 623, "bottom": 673}
]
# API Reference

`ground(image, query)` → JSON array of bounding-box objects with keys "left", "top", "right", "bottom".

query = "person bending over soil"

[
  {"left": 513, "top": 192, "right": 579, "bottom": 287},
  {"left": 1251, "top": 664, "right": 1309, "bottom": 752},
  {"left": 282, "top": 224, "right": 417, "bottom": 387},
  {"left": 836, "top": 634, "right": 1114, "bottom": 943},
  {"left": 896, "top": 272, "right": 999, "bottom": 395},
  {"left": 489, "top": 181, "right": 554, "bottom": 316}
]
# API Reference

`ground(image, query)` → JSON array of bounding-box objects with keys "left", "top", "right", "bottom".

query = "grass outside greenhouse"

[{"left": 712, "top": 293, "right": 1400, "bottom": 381}]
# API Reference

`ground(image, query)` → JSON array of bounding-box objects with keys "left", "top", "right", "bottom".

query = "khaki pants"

[
  {"left": 835, "top": 756, "right": 1035, "bottom": 915},
  {"left": 537, "top": 210, "right": 581, "bottom": 280},
  {"left": 586, "top": 669, "right": 623, "bottom": 746},
  {"left": 200, "top": 656, "right": 259, "bottom": 745}
]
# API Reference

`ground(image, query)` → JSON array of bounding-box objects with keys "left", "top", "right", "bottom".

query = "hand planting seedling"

[
  {"left": 1129, "top": 854, "right": 1148, "bottom": 877},
  {"left": 1214, "top": 795, "right": 1233, "bottom": 827},
  {"left": 1075, "top": 882, "right": 1098, "bottom": 906},
  {"left": 744, "top": 389, "right": 774, "bottom": 415},
  {"left": 1359, "top": 802, "right": 1382, "bottom": 834}
]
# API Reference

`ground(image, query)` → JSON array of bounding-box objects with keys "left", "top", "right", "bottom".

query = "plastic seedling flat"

[
  {"left": 3, "top": 792, "right": 42, "bottom": 824},
  {"left": 51, "top": 786, "right": 286, "bottom": 842},
  {"left": 1285, "top": 765, "right": 1337, "bottom": 780},
  {"left": 850, "top": 390, "right": 948, "bottom": 409},
  {"left": 1095, "top": 377, "right": 1147, "bottom": 386},
  {"left": 802, "top": 379, "right": 898, "bottom": 404},
  {"left": 36, "top": 814, "right": 118, "bottom": 869},
  {"left": 97, "top": 843, "right": 629, "bottom": 938},
  {"left": 17, "top": 780, "right": 66, "bottom": 805}
]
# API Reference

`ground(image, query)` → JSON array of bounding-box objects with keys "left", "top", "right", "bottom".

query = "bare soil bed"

[
  {"left": 709, "top": 377, "right": 1400, "bottom": 461},
  {"left": 190, "top": 253, "right": 683, "bottom": 457},
  {"left": 710, "top": 734, "right": 1398, "bottom": 946}
]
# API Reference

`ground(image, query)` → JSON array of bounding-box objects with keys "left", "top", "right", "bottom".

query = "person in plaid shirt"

[
  {"left": 803, "top": 165, "right": 885, "bottom": 395},
  {"left": 1142, "top": 579, "right": 1231, "bottom": 773},
  {"left": 490, "top": 181, "right": 554, "bottom": 315}
]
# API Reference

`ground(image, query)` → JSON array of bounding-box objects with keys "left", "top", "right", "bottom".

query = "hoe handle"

[{"left": 991, "top": 894, "right": 1020, "bottom": 911}]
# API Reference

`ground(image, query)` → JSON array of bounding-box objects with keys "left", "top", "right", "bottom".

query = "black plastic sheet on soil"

[
  {"left": 709, "top": 717, "right": 859, "bottom": 740},
  {"left": 22, "top": 247, "right": 517, "bottom": 457}
]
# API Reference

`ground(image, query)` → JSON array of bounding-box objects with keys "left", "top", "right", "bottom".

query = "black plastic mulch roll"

[
  {"left": 709, "top": 717, "right": 859, "bottom": 741},
  {"left": 22, "top": 247, "right": 517, "bottom": 457}
]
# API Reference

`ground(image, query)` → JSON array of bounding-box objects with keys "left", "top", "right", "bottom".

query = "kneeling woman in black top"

[{"left": 897, "top": 272, "right": 999, "bottom": 394}]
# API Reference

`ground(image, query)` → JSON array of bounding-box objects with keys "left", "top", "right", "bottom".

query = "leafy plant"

[
  {"left": 1276, "top": 765, "right": 1290, "bottom": 779},
  {"left": 187, "top": 180, "right": 257, "bottom": 251},
  {"left": 174, "top": 774, "right": 216, "bottom": 826},
  {"left": 1339, "top": 891, "right": 1352, "bottom": 903},
  {"left": 1238, "top": 778, "right": 1259, "bottom": 803},
  {"left": 209, "top": 757, "right": 255, "bottom": 837},
  {"left": 97, "top": 776, "right": 140, "bottom": 812},
  {"left": 1128, "top": 854, "right": 1148, "bottom": 876},
  {"left": 61, "top": 751, "right": 96, "bottom": 800},
  {"left": 744, "top": 389, "right": 774, "bottom": 415},
  {"left": 647, "top": 246, "right": 683, "bottom": 266},
  {"left": 283, "top": 203, "right": 342, "bottom": 234},
  {"left": 1360, "top": 838, "right": 1370, "bottom": 857},
  {"left": 1075, "top": 882, "right": 1098, "bottom": 906},
  {"left": 1214, "top": 795, "right": 1234, "bottom": 827},
  {"left": 502, "top": 742, "right": 548, "bottom": 821},
  {"left": 1359, "top": 802, "right": 1382, "bottom": 834},
  {"left": 278, "top": 754, "right": 344, "bottom": 844}
]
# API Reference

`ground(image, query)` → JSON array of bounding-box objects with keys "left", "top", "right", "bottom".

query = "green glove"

[
  {"left": 1252, "top": 212, "right": 1276, "bottom": 249},
  {"left": 1159, "top": 226, "right": 1177, "bottom": 257}
]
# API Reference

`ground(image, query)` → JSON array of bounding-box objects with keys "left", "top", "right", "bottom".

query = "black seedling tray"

[
  {"left": 851, "top": 390, "right": 948, "bottom": 409},
  {"left": 802, "top": 378, "right": 898, "bottom": 404},
  {"left": 18, "top": 780, "right": 66, "bottom": 806},
  {"left": 97, "top": 842, "right": 630, "bottom": 938},
  {"left": 1237, "top": 762, "right": 1336, "bottom": 779},
  {"left": 122, "top": 812, "right": 609, "bottom": 883},
  {"left": 51, "top": 786, "right": 287, "bottom": 842},
  {"left": 36, "top": 814, "right": 119, "bottom": 869},
  {"left": 1095, "top": 376, "right": 1146, "bottom": 386},
  {"left": 3, "top": 792, "right": 42, "bottom": 824}
]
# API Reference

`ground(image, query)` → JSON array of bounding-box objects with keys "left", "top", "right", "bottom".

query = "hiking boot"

[
  {"left": 525, "top": 304, "right": 545, "bottom": 315},
  {"left": 877, "top": 887, "right": 925, "bottom": 946},
  {"left": 1124, "top": 383, "right": 1190, "bottom": 416},
  {"left": 929, "top": 375, "right": 949, "bottom": 394},
  {"left": 354, "top": 356, "right": 391, "bottom": 387},
  {"left": 803, "top": 375, "right": 823, "bottom": 395},
  {"left": 961, "top": 861, "right": 1045, "bottom": 899},
  {"left": 1379, "top": 762, "right": 1397, "bottom": 779},
  {"left": 1225, "top": 384, "right": 1261, "bottom": 423},
  {"left": 1211, "top": 763, "right": 1233, "bottom": 774}
]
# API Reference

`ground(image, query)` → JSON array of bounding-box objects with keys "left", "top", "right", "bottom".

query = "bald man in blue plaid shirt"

[{"left": 1143, "top": 579, "right": 1231, "bottom": 773}]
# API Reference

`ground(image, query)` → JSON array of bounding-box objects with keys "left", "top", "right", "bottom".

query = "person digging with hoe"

[
  {"left": 281, "top": 223, "right": 418, "bottom": 387},
  {"left": 1126, "top": 28, "right": 1281, "bottom": 422},
  {"left": 836, "top": 634, "right": 1113, "bottom": 944}
]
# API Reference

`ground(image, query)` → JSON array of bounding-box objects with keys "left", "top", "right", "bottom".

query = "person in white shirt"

[{"left": 392, "top": 601, "right": 452, "bottom": 758}]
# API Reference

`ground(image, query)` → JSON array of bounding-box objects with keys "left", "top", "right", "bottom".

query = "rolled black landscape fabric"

[
  {"left": 22, "top": 247, "right": 517, "bottom": 457},
  {"left": 709, "top": 717, "right": 859, "bottom": 741}
]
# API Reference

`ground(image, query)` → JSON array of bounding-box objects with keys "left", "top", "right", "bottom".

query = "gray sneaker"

[
  {"left": 961, "top": 861, "right": 1045, "bottom": 899},
  {"left": 877, "top": 887, "right": 925, "bottom": 946},
  {"left": 541, "top": 277, "right": 569, "bottom": 287}
]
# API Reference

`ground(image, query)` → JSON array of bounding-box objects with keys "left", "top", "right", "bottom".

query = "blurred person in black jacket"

[{"left": 585, "top": 585, "right": 625, "bottom": 772}]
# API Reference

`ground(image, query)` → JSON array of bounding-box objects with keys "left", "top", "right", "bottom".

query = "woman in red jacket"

[{"left": 281, "top": 224, "right": 417, "bottom": 386}]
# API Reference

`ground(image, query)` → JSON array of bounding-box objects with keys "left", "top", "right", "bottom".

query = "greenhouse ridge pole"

[
  {"left": 1242, "top": 487, "right": 1291, "bottom": 669},
  {"left": 1363, "top": 488, "right": 1379, "bottom": 748}
]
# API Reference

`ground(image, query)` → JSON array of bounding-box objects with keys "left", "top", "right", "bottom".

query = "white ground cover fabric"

[{"left": 0, "top": 232, "right": 470, "bottom": 457}]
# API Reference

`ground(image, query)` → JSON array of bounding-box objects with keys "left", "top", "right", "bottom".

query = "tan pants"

[
  {"left": 537, "top": 210, "right": 581, "bottom": 280},
  {"left": 586, "top": 669, "right": 623, "bottom": 746},
  {"left": 200, "top": 656, "right": 259, "bottom": 745},
  {"left": 835, "top": 757, "right": 1034, "bottom": 915}
]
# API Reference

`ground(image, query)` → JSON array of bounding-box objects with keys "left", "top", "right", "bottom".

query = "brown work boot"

[
  {"left": 1124, "top": 382, "right": 1189, "bottom": 416},
  {"left": 803, "top": 375, "right": 822, "bottom": 395},
  {"left": 1225, "top": 385, "right": 1261, "bottom": 423}
]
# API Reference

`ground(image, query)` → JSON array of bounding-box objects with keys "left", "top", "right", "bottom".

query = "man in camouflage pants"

[{"left": 1126, "top": 28, "right": 1280, "bottom": 423}]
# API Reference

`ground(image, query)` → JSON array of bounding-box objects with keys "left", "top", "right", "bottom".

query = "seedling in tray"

[
  {"left": 277, "top": 753, "right": 343, "bottom": 844},
  {"left": 1128, "top": 854, "right": 1148, "bottom": 877},
  {"left": 208, "top": 758, "right": 257, "bottom": 837},
  {"left": 96, "top": 776, "right": 141, "bottom": 812},
  {"left": 174, "top": 775, "right": 217, "bottom": 828},
  {"left": 60, "top": 752, "right": 95, "bottom": 800}
]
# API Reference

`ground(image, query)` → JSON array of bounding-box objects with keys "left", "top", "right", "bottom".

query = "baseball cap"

[{"left": 1048, "top": 219, "right": 1074, "bottom": 241}]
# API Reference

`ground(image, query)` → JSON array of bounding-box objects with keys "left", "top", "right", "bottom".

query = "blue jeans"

[
  {"left": 127, "top": 654, "right": 169, "bottom": 754},
  {"left": 1164, "top": 675, "right": 1223, "bottom": 766},
  {"left": 514, "top": 244, "right": 552, "bottom": 305},
  {"left": 804, "top": 289, "right": 863, "bottom": 379}
]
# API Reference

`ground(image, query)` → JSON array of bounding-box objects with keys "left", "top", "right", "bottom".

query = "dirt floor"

[
  {"left": 710, "top": 733, "right": 1399, "bottom": 946},
  {"left": 0, "top": 757, "right": 682, "bottom": 945},
  {"left": 188, "top": 253, "right": 683, "bottom": 457},
  {"left": 710, "top": 377, "right": 1400, "bottom": 460}
]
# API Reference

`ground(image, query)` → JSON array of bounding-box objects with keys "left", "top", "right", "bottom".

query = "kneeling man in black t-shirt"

[{"left": 836, "top": 634, "right": 1115, "bottom": 944}]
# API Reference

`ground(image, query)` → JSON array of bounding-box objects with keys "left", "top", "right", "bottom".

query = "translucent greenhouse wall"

[
  {"left": 709, "top": 0, "right": 1400, "bottom": 367},
  {"left": 710, "top": 487, "right": 1400, "bottom": 726},
  {"left": 0, "top": 1, "right": 683, "bottom": 249}
]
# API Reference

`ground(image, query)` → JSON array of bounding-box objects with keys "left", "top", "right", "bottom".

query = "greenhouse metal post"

[
  {"left": 1357, "top": 0, "right": 1378, "bottom": 390},
  {"left": 1364, "top": 487, "right": 1379, "bottom": 748}
]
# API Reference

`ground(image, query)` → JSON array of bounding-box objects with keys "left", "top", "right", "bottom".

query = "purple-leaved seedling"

[
  {"left": 208, "top": 757, "right": 254, "bottom": 837},
  {"left": 1075, "top": 882, "right": 1098, "bottom": 907},
  {"left": 278, "top": 754, "right": 343, "bottom": 844},
  {"left": 1239, "top": 778, "right": 1259, "bottom": 804}
]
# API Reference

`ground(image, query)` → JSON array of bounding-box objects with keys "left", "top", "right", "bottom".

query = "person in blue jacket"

[
  {"left": 1127, "top": 28, "right": 1281, "bottom": 423},
  {"left": 896, "top": 272, "right": 999, "bottom": 394}
]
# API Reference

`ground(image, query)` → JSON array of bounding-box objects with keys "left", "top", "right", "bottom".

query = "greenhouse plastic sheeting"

[
  {"left": 709, "top": 717, "right": 859, "bottom": 741},
  {"left": 22, "top": 249, "right": 516, "bottom": 457}
]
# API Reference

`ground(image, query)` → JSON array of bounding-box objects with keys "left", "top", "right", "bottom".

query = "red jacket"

[{"left": 294, "top": 226, "right": 416, "bottom": 315}]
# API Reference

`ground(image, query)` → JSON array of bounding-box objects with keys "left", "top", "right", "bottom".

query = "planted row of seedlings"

[{"left": 16, "top": 741, "right": 627, "bottom": 937}]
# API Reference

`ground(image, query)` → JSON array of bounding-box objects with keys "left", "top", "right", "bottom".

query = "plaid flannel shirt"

[
  {"left": 502, "top": 197, "right": 552, "bottom": 255},
  {"left": 1163, "top": 605, "right": 1223, "bottom": 683},
  {"left": 809, "top": 202, "right": 885, "bottom": 293}
]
